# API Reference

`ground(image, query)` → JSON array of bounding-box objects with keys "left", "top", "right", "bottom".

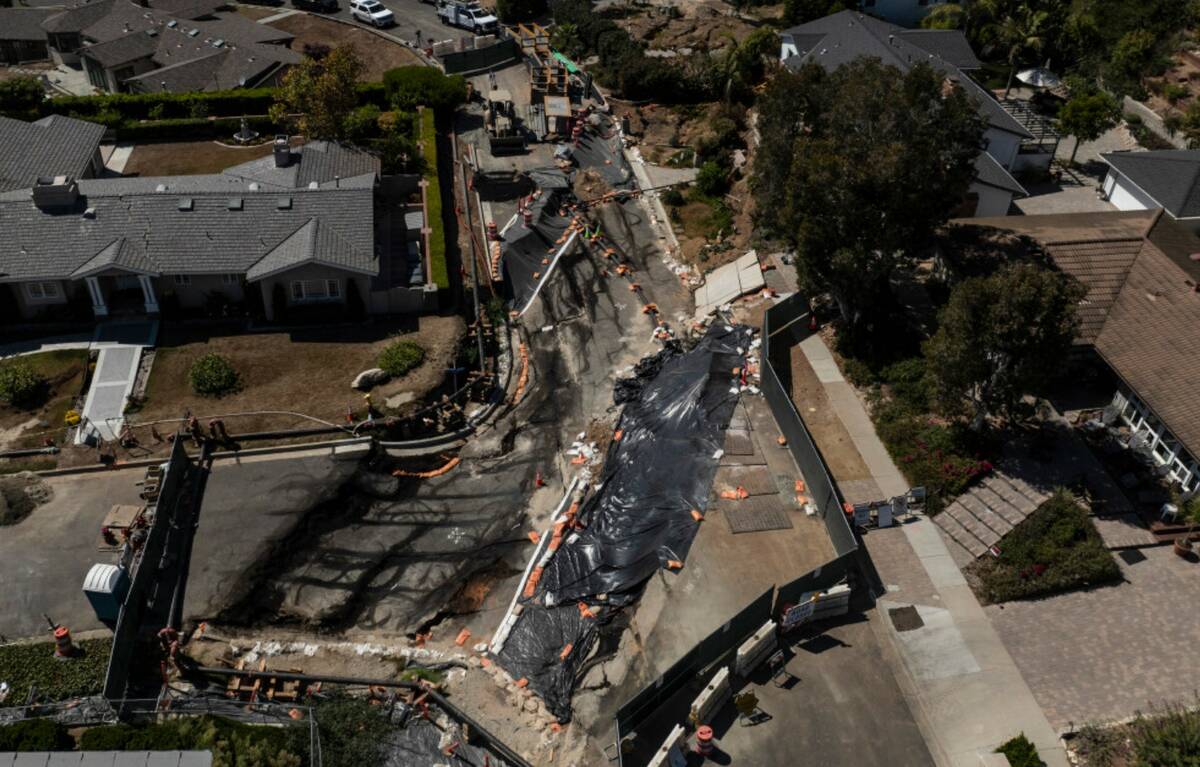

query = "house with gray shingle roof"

[
  {"left": 0, "top": 127, "right": 432, "bottom": 324},
  {"left": 1101, "top": 150, "right": 1200, "bottom": 234},
  {"left": 0, "top": 114, "right": 107, "bottom": 192},
  {"left": 779, "top": 10, "right": 1037, "bottom": 217},
  {"left": 956, "top": 209, "right": 1200, "bottom": 497},
  {"left": 0, "top": 7, "right": 53, "bottom": 64},
  {"left": 35, "top": 0, "right": 296, "bottom": 93}
]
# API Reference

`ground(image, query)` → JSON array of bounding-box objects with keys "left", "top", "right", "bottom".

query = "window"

[
  {"left": 174, "top": 274, "right": 192, "bottom": 286},
  {"left": 222, "top": 273, "right": 239, "bottom": 285},
  {"left": 25, "top": 281, "right": 60, "bottom": 300},
  {"left": 290, "top": 279, "right": 341, "bottom": 302}
]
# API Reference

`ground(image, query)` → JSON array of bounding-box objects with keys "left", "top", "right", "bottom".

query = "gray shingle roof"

[
  {"left": 81, "top": 29, "right": 158, "bottom": 67},
  {"left": 0, "top": 115, "right": 106, "bottom": 193},
  {"left": 0, "top": 8, "right": 55, "bottom": 41},
  {"left": 973, "top": 151, "right": 1027, "bottom": 196},
  {"left": 245, "top": 216, "right": 375, "bottom": 280},
  {"left": 0, "top": 173, "right": 377, "bottom": 282},
  {"left": 42, "top": 0, "right": 116, "bottom": 35},
  {"left": 781, "top": 10, "right": 1028, "bottom": 138},
  {"left": 0, "top": 752, "right": 213, "bottom": 767},
  {"left": 222, "top": 141, "right": 382, "bottom": 188},
  {"left": 1102, "top": 150, "right": 1200, "bottom": 219}
]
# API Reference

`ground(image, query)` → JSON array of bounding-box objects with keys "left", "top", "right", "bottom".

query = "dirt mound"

[
  {"left": 574, "top": 168, "right": 613, "bottom": 203},
  {"left": 0, "top": 472, "right": 53, "bottom": 526}
]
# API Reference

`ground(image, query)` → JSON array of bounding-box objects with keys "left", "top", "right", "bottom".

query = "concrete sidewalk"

[{"left": 799, "top": 334, "right": 1069, "bottom": 767}]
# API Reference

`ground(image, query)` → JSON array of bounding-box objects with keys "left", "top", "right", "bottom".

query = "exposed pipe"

[
  {"left": 0, "top": 446, "right": 60, "bottom": 459},
  {"left": 193, "top": 666, "right": 532, "bottom": 767}
]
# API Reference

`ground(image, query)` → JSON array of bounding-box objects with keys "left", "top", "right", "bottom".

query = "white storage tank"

[{"left": 82, "top": 563, "right": 129, "bottom": 626}]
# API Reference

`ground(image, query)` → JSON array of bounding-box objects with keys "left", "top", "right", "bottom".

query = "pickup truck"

[{"left": 437, "top": 1, "right": 498, "bottom": 34}]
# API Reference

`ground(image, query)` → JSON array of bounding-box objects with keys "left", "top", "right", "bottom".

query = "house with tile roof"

[
  {"left": 0, "top": 114, "right": 107, "bottom": 192},
  {"left": 956, "top": 209, "right": 1200, "bottom": 495},
  {"left": 1101, "top": 150, "right": 1200, "bottom": 234},
  {"left": 36, "top": 0, "right": 298, "bottom": 93},
  {"left": 778, "top": 10, "right": 1041, "bottom": 218},
  {"left": 0, "top": 122, "right": 432, "bottom": 324}
]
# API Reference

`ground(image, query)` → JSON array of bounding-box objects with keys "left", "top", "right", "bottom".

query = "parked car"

[
  {"left": 293, "top": 0, "right": 337, "bottom": 11},
  {"left": 350, "top": 0, "right": 394, "bottom": 27},
  {"left": 437, "top": 0, "right": 498, "bottom": 34}
]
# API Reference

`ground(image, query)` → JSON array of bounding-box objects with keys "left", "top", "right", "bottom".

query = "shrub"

[
  {"left": 82, "top": 716, "right": 302, "bottom": 767},
  {"left": 188, "top": 353, "right": 241, "bottom": 397},
  {"left": 0, "top": 76, "right": 45, "bottom": 118},
  {"left": 969, "top": 491, "right": 1122, "bottom": 603},
  {"left": 695, "top": 160, "right": 729, "bottom": 198},
  {"left": 345, "top": 103, "right": 383, "bottom": 142},
  {"left": 996, "top": 734, "right": 1046, "bottom": 767},
  {"left": 0, "top": 719, "right": 73, "bottom": 752},
  {"left": 0, "top": 637, "right": 111, "bottom": 703},
  {"left": 378, "top": 339, "right": 425, "bottom": 377},
  {"left": 661, "top": 188, "right": 685, "bottom": 206},
  {"left": 286, "top": 696, "right": 388, "bottom": 766},
  {"left": 1129, "top": 703, "right": 1200, "bottom": 767},
  {"left": 0, "top": 363, "right": 48, "bottom": 408},
  {"left": 382, "top": 67, "right": 468, "bottom": 112}
]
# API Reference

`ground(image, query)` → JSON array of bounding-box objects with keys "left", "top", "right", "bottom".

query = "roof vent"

[
  {"left": 155, "top": 183, "right": 167, "bottom": 192},
  {"left": 308, "top": 181, "right": 319, "bottom": 189},
  {"left": 178, "top": 197, "right": 193, "bottom": 211},
  {"left": 145, "top": 28, "right": 157, "bottom": 36},
  {"left": 83, "top": 207, "right": 95, "bottom": 219},
  {"left": 1190, "top": 252, "right": 1200, "bottom": 261},
  {"left": 188, "top": 28, "right": 199, "bottom": 37},
  {"left": 248, "top": 182, "right": 260, "bottom": 192},
  {"left": 167, "top": 19, "right": 177, "bottom": 27},
  {"left": 227, "top": 197, "right": 243, "bottom": 210},
  {"left": 213, "top": 39, "right": 224, "bottom": 48},
  {"left": 276, "top": 197, "right": 292, "bottom": 210}
]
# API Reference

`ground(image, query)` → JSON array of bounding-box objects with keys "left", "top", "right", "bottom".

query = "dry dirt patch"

[
  {"left": 123, "top": 139, "right": 282, "bottom": 177},
  {"left": 268, "top": 14, "right": 424, "bottom": 82},
  {"left": 135, "top": 316, "right": 465, "bottom": 435},
  {"left": 0, "top": 349, "right": 89, "bottom": 451}
]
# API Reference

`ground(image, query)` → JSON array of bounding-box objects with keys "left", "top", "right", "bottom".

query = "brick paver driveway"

[{"left": 986, "top": 544, "right": 1200, "bottom": 730}]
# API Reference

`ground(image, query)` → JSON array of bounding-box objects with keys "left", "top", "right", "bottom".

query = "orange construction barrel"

[
  {"left": 53, "top": 626, "right": 74, "bottom": 658},
  {"left": 695, "top": 725, "right": 715, "bottom": 756}
]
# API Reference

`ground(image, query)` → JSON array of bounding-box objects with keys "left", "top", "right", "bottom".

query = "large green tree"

[
  {"left": 924, "top": 263, "right": 1084, "bottom": 430},
  {"left": 921, "top": 3, "right": 965, "bottom": 29},
  {"left": 751, "top": 59, "right": 986, "bottom": 342},
  {"left": 269, "top": 45, "right": 363, "bottom": 140},
  {"left": 0, "top": 76, "right": 44, "bottom": 118},
  {"left": 1055, "top": 90, "right": 1120, "bottom": 164}
]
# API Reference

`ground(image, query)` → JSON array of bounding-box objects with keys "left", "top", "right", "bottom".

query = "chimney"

[
  {"left": 273, "top": 135, "right": 291, "bottom": 168},
  {"left": 32, "top": 176, "right": 79, "bottom": 210}
]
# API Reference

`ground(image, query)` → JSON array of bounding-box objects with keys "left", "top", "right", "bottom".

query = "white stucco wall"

[
  {"left": 984, "top": 128, "right": 1021, "bottom": 170},
  {"left": 1102, "top": 168, "right": 1158, "bottom": 212},
  {"left": 969, "top": 182, "right": 1014, "bottom": 217}
]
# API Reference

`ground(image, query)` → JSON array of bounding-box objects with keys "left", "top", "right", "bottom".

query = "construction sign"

[{"left": 780, "top": 593, "right": 816, "bottom": 631}]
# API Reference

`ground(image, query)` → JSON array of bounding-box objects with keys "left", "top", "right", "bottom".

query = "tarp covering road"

[{"left": 497, "top": 324, "right": 754, "bottom": 721}]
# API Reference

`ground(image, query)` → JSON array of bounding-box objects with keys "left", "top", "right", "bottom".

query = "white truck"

[{"left": 437, "top": 1, "right": 498, "bottom": 34}]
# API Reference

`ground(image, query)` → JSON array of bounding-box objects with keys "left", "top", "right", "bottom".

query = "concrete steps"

[{"left": 934, "top": 472, "right": 1052, "bottom": 560}]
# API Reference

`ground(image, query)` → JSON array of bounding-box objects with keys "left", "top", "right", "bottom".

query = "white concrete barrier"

[
  {"left": 646, "top": 724, "right": 686, "bottom": 767},
  {"left": 689, "top": 666, "right": 730, "bottom": 726},
  {"left": 735, "top": 620, "right": 777, "bottom": 677}
]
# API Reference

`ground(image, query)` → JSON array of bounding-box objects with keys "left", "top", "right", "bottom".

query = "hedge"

[
  {"left": 0, "top": 637, "right": 111, "bottom": 703},
  {"left": 114, "top": 115, "right": 279, "bottom": 142},
  {"left": 419, "top": 109, "right": 450, "bottom": 290}
]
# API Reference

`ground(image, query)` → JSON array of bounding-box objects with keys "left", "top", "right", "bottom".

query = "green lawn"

[{"left": 968, "top": 491, "right": 1121, "bottom": 603}]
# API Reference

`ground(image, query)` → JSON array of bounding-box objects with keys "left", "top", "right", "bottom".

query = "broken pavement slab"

[{"left": 693, "top": 251, "right": 766, "bottom": 320}]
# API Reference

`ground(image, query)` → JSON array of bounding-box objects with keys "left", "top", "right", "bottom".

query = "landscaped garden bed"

[
  {"left": 1069, "top": 701, "right": 1200, "bottom": 767},
  {"left": 0, "top": 636, "right": 110, "bottom": 704},
  {"left": 0, "top": 350, "right": 89, "bottom": 452},
  {"left": 967, "top": 491, "right": 1121, "bottom": 603}
]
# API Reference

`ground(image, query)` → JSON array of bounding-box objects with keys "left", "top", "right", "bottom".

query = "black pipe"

[
  {"left": 0, "top": 446, "right": 60, "bottom": 459},
  {"left": 194, "top": 665, "right": 532, "bottom": 767}
]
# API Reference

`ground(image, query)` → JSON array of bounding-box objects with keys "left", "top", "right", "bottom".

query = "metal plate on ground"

[
  {"left": 889, "top": 605, "right": 924, "bottom": 632},
  {"left": 716, "top": 465, "right": 777, "bottom": 495},
  {"left": 723, "top": 429, "right": 755, "bottom": 456},
  {"left": 724, "top": 505, "right": 794, "bottom": 534}
]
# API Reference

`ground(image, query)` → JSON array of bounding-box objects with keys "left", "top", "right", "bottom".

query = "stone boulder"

[{"left": 352, "top": 368, "right": 390, "bottom": 391}]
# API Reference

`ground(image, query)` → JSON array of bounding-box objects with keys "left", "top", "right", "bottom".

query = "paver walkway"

[
  {"left": 76, "top": 320, "right": 158, "bottom": 444},
  {"left": 798, "top": 333, "right": 1069, "bottom": 767}
]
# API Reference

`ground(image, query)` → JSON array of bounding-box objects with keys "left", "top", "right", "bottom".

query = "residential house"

[
  {"left": 0, "top": 126, "right": 433, "bottom": 324},
  {"left": 959, "top": 209, "right": 1200, "bottom": 494},
  {"left": 39, "top": 0, "right": 299, "bottom": 93},
  {"left": 857, "top": 0, "right": 955, "bottom": 28},
  {"left": 1101, "top": 150, "right": 1200, "bottom": 234},
  {"left": 0, "top": 8, "right": 53, "bottom": 64},
  {"left": 778, "top": 10, "right": 1046, "bottom": 217},
  {"left": 0, "top": 114, "right": 107, "bottom": 192}
]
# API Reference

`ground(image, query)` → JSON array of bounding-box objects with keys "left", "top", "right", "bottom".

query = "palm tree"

[{"left": 996, "top": 5, "right": 1050, "bottom": 98}]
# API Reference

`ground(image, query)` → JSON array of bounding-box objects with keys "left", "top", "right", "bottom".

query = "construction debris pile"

[{"left": 494, "top": 323, "right": 755, "bottom": 721}]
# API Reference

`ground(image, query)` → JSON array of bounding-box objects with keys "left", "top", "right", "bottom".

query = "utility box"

[{"left": 83, "top": 563, "right": 129, "bottom": 627}]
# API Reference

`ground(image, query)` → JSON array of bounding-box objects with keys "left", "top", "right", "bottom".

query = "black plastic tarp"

[
  {"left": 500, "top": 184, "right": 576, "bottom": 311},
  {"left": 385, "top": 709, "right": 512, "bottom": 767},
  {"left": 497, "top": 324, "right": 754, "bottom": 721}
]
